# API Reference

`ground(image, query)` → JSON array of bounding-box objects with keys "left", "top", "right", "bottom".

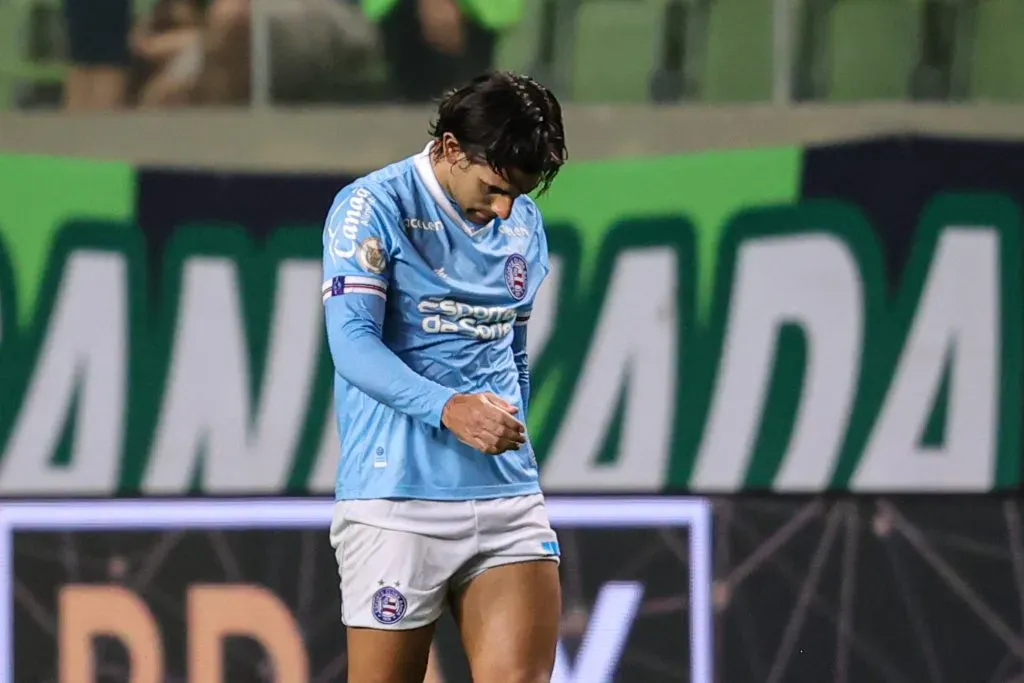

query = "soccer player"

[{"left": 321, "top": 71, "right": 567, "bottom": 683}]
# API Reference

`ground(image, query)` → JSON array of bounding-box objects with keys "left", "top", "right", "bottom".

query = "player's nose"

[{"left": 491, "top": 196, "right": 513, "bottom": 221}]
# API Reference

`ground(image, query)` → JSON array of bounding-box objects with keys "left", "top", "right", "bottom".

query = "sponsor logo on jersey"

[
  {"left": 357, "top": 237, "right": 387, "bottom": 274},
  {"left": 371, "top": 585, "right": 408, "bottom": 625},
  {"left": 499, "top": 224, "right": 530, "bottom": 239},
  {"left": 504, "top": 254, "right": 528, "bottom": 301},
  {"left": 327, "top": 187, "right": 374, "bottom": 263},
  {"left": 404, "top": 217, "right": 443, "bottom": 232},
  {"left": 418, "top": 298, "right": 517, "bottom": 339}
]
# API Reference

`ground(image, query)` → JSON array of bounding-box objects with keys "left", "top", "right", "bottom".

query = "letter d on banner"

[
  {"left": 188, "top": 584, "right": 308, "bottom": 683},
  {"left": 59, "top": 586, "right": 164, "bottom": 683}
]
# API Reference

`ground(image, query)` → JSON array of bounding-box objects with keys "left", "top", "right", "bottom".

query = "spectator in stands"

[
  {"left": 365, "top": 0, "right": 524, "bottom": 103},
  {"left": 129, "top": 0, "right": 208, "bottom": 107},
  {"left": 127, "top": 0, "right": 249, "bottom": 106},
  {"left": 262, "top": 0, "right": 379, "bottom": 104},
  {"left": 62, "top": 0, "right": 132, "bottom": 109},
  {"left": 130, "top": 0, "right": 377, "bottom": 107},
  {"left": 192, "top": 0, "right": 251, "bottom": 104}
]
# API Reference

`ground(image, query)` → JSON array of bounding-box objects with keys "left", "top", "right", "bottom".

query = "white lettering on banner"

[
  {"left": 327, "top": 188, "right": 373, "bottom": 263},
  {"left": 852, "top": 228, "right": 1000, "bottom": 491},
  {"left": 542, "top": 248, "right": 677, "bottom": 491},
  {"left": 310, "top": 402, "right": 340, "bottom": 493},
  {"left": 552, "top": 581, "right": 645, "bottom": 683},
  {"left": 692, "top": 234, "right": 863, "bottom": 491},
  {"left": 0, "top": 210, "right": 1014, "bottom": 495},
  {"left": 143, "top": 258, "right": 322, "bottom": 493},
  {"left": 0, "top": 252, "right": 127, "bottom": 493}
]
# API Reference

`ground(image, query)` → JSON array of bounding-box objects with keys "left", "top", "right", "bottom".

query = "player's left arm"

[
  {"left": 322, "top": 184, "right": 458, "bottom": 427},
  {"left": 512, "top": 202, "right": 551, "bottom": 426},
  {"left": 511, "top": 313, "right": 531, "bottom": 423}
]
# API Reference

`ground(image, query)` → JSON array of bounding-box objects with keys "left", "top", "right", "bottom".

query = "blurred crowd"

[
  {"left": 24, "top": 0, "right": 1013, "bottom": 111},
  {"left": 59, "top": 0, "right": 518, "bottom": 109}
]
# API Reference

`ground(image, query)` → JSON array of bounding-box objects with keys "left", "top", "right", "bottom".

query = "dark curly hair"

[{"left": 428, "top": 71, "right": 567, "bottom": 195}]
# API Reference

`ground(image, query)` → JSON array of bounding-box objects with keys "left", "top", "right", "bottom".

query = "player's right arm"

[{"left": 322, "top": 184, "right": 526, "bottom": 454}]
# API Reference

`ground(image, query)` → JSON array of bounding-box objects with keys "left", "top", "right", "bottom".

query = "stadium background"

[{"left": 3, "top": 1, "right": 1024, "bottom": 681}]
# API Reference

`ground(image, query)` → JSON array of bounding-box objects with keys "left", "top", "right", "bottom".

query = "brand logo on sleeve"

[{"left": 327, "top": 187, "right": 374, "bottom": 262}]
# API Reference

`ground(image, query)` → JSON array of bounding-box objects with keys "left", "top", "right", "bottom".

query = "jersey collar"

[{"left": 413, "top": 143, "right": 495, "bottom": 238}]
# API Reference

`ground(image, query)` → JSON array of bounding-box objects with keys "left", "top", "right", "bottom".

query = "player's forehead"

[{"left": 474, "top": 163, "right": 540, "bottom": 196}]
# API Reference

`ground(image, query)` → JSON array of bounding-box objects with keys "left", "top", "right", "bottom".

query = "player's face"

[{"left": 438, "top": 136, "right": 541, "bottom": 225}]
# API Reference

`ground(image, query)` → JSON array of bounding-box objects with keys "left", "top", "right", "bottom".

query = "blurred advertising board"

[
  {"left": 7, "top": 495, "right": 1024, "bottom": 683},
  {"left": 0, "top": 136, "right": 1022, "bottom": 495},
  {"left": 714, "top": 495, "right": 1024, "bottom": 683},
  {"left": 0, "top": 496, "right": 712, "bottom": 683}
]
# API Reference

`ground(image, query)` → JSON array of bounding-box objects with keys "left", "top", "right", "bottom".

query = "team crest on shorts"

[
  {"left": 371, "top": 585, "right": 408, "bottom": 625},
  {"left": 504, "top": 254, "right": 528, "bottom": 301}
]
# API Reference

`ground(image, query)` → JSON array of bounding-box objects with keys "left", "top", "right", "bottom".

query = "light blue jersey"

[{"left": 321, "top": 144, "right": 549, "bottom": 501}]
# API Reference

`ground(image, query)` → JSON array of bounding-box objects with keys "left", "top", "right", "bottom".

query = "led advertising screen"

[{"left": 0, "top": 497, "right": 712, "bottom": 683}]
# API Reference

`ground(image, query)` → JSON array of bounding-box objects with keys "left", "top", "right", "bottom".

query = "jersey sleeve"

[
  {"left": 321, "top": 184, "right": 457, "bottom": 428},
  {"left": 321, "top": 184, "right": 393, "bottom": 302},
  {"left": 510, "top": 201, "right": 549, "bottom": 422},
  {"left": 535, "top": 211, "right": 551, "bottom": 279},
  {"left": 525, "top": 198, "right": 551, "bottom": 301},
  {"left": 511, "top": 321, "right": 531, "bottom": 422}
]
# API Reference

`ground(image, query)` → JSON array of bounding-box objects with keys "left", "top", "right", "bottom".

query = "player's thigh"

[
  {"left": 453, "top": 559, "right": 562, "bottom": 683},
  {"left": 346, "top": 623, "right": 436, "bottom": 683},
  {"left": 453, "top": 494, "right": 563, "bottom": 683},
  {"left": 330, "top": 500, "right": 472, "bottom": 682}
]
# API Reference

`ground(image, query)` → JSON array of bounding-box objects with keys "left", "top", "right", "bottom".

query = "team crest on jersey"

[
  {"left": 357, "top": 237, "right": 387, "bottom": 274},
  {"left": 504, "top": 254, "right": 528, "bottom": 301},
  {"left": 371, "top": 585, "right": 408, "bottom": 625}
]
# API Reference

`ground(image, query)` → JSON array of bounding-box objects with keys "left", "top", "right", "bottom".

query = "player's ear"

[{"left": 441, "top": 133, "right": 465, "bottom": 165}]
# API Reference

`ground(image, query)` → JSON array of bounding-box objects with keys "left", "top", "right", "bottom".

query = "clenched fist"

[{"left": 441, "top": 393, "right": 526, "bottom": 455}]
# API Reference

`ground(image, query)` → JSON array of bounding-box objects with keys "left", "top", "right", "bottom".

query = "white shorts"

[{"left": 330, "top": 494, "right": 560, "bottom": 630}]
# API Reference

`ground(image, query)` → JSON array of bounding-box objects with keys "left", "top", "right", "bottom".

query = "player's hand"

[{"left": 441, "top": 393, "right": 526, "bottom": 455}]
